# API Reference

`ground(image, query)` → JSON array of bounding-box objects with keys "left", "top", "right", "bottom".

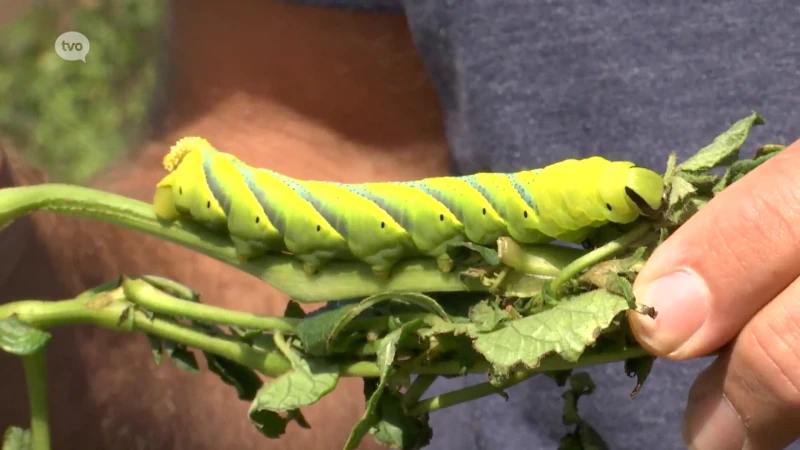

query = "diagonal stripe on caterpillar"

[{"left": 153, "top": 137, "right": 665, "bottom": 279}]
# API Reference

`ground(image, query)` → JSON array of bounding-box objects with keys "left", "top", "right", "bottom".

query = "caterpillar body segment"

[
  {"left": 153, "top": 138, "right": 665, "bottom": 278},
  {"left": 214, "top": 161, "right": 285, "bottom": 261},
  {"left": 408, "top": 177, "right": 509, "bottom": 246},
  {"left": 301, "top": 181, "right": 418, "bottom": 278},
  {"left": 463, "top": 172, "right": 552, "bottom": 245},
  {"left": 356, "top": 181, "right": 467, "bottom": 272},
  {"left": 248, "top": 171, "right": 352, "bottom": 274}
]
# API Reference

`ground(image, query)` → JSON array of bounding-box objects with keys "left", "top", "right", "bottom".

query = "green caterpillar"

[{"left": 153, "top": 137, "right": 664, "bottom": 278}]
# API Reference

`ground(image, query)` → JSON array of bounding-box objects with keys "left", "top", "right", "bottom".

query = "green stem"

[
  {"left": 497, "top": 238, "right": 587, "bottom": 275},
  {"left": 0, "top": 295, "right": 380, "bottom": 379},
  {"left": 403, "top": 374, "right": 438, "bottom": 407},
  {"left": 0, "top": 184, "right": 478, "bottom": 302},
  {"left": 272, "top": 330, "right": 293, "bottom": 360},
  {"left": 122, "top": 279, "right": 299, "bottom": 332},
  {"left": 408, "top": 345, "right": 651, "bottom": 414},
  {"left": 0, "top": 184, "right": 588, "bottom": 303},
  {"left": 22, "top": 350, "right": 50, "bottom": 450},
  {"left": 410, "top": 370, "right": 537, "bottom": 415},
  {"left": 550, "top": 222, "right": 654, "bottom": 294}
]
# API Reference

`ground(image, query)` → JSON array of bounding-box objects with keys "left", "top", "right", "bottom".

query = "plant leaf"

[
  {"left": 624, "top": 355, "right": 656, "bottom": 399},
  {"left": 676, "top": 171, "right": 719, "bottom": 193},
  {"left": 249, "top": 409, "right": 309, "bottom": 439},
  {"left": 283, "top": 300, "right": 307, "bottom": 319},
  {"left": 370, "top": 389, "right": 432, "bottom": 450},
  {"left": 344, "top": 321, "right": 427, "bottom": 450},
  {"left": 204, "top": 352, "right": 263, "bottom": 401},
  {"left": 249, "top": 356, "right": 339, "bottom": 413},
  {"left": 471, "top": 290, "right": 629, "bottom": 376},
  {"left": 712, "top": 149, "right": 782, "bottom": 194},
  {"left": 0, "top": 316, "right": 51, "bottom": 356},
  {"left": 296, "top": 292, "right": 448, "bottom": 356},
  {"left": 468, "top": 301, "right": 511, "bottom": 332},
  {"left": 161, "top": 340, "right": 200, "bottom": 374},
  {"left": 145, "top": 333, "right": 163, "bottom": 364},
  {"left": 562, "top": 372, "right": 596, "bottom": 425},
  {"left": 294, "top": 303, "right": 358, "bottom": 356},
  {"left": 558, "top": 372, "right": 610, "bottom": 450},
  {"left": 677, "top": 112, "right": 764, "bottom": 172},
  {"left": 666, "top": 175, "right": 697, "bottom": 208}
]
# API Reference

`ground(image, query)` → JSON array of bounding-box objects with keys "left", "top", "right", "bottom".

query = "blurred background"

[{"left": 0, "top": 0, "right": 167, "bottom": 183}]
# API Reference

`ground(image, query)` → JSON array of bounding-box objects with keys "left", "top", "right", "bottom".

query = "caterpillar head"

[{"left": 599, "top": 162, "right": 664, "bottom": 223}]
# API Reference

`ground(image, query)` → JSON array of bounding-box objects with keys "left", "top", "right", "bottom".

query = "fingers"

[
  {"left": 682, "top": 274, "right": 800, "bottom": 450},
  {"left": 628, "top": 139, "right": 800, "bottom": 359}
]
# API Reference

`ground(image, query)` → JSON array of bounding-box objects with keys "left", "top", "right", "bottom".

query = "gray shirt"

[{"left": 295, "top": 1, "right": 800, "bottom": 448}]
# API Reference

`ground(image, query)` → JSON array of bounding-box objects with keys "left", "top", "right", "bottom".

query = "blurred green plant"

[{"left": 0, "top": 0, "right": 166, "bottom": 183}]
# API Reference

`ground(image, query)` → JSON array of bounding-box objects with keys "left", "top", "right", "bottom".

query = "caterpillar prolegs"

[{"left": 153, "top": 137, "right": 665, "bottom": 278}]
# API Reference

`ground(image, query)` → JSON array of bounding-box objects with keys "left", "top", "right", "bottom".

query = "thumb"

[{"left": 628, "top": 139, "right": 800, "bottom": 359}]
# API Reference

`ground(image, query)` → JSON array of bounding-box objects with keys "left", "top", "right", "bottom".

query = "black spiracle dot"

[
  {"left": 179, "top": 187, "right": 183, "bottom": 195},
  {"left": 255, "top": 216, "right": 260, "bottom": 224},
  {"left": 606, "top": 203, "right": 613, "bottom": 211},
  {"left": 381, "top": 222, "right": 386, "bottom": 229},
  {"left": 439, "top": 214, "right": 444, "bottom": 221},
  {"left": 523, "top": 210, "right": 528, "bottom": 218},
  {"left": 482, "top": 208, "right": 486, "bottom": 215},
  {"left": 316, "top": 225, "right": 321, "bottom": 232},
  {"left": 206, "top": 201, "right": 211, "bottom": 209}
]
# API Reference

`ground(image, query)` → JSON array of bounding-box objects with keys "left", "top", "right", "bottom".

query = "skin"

[
  {"left": 629, "top": 138, "right": 800, "bottom": 449},
  {"left": 0, "top": 0, "right": 448, "bottom": 448}
]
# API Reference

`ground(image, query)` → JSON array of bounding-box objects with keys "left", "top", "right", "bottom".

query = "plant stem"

[
  {"left": 403, "top": 374, "right": 438, "bottom": 408},
  {"left": 0, "top": 184, "right": 589, "bottom": 303},
  {"left": 410, "top": 370, "right": 537, "bottom": 415},
  {"left": 0, "top": 184, "right": 480, "bottom": 302},
  {"left": 550, "top": 222, "right": 654, "bottom": 294},
  {"left": 408, "top": 345, "right": 651, "bottom": 414},
  {"left": 122, "top": 279, "right": 299, "bottom": 332},
  {"left": 22, "top": 350, "right": 50, "bottom": 450},
  {"left": 497, "top": 238, "right": 587, "bottom": 275},
  {"left": 0, "top": 294, "right": 381, "bottom": 379}
]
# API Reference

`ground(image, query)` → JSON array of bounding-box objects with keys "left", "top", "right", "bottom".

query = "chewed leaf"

[
  {"left": 471, "top": 290, "right": 629, "bottom": 375},
  {"left": 677, "top": 112, "right": 764, "bottom": 172},
  {"left": 0, "top": 317, "right": 51, "bottom": 356},
  {"left": 667, "top": 175, "right": 697, "bottom": 208}
]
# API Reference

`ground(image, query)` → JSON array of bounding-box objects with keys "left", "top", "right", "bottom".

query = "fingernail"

[
  {"left": 632, "top": 269, "right": 711, "bottom": 356},
  {"left": 684, "top": 393, "right": 746, "bottom": 450}
]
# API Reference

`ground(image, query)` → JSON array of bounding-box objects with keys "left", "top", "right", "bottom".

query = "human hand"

[{"left": 629, "top": 139, "right": 800, "bottom": 450}]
